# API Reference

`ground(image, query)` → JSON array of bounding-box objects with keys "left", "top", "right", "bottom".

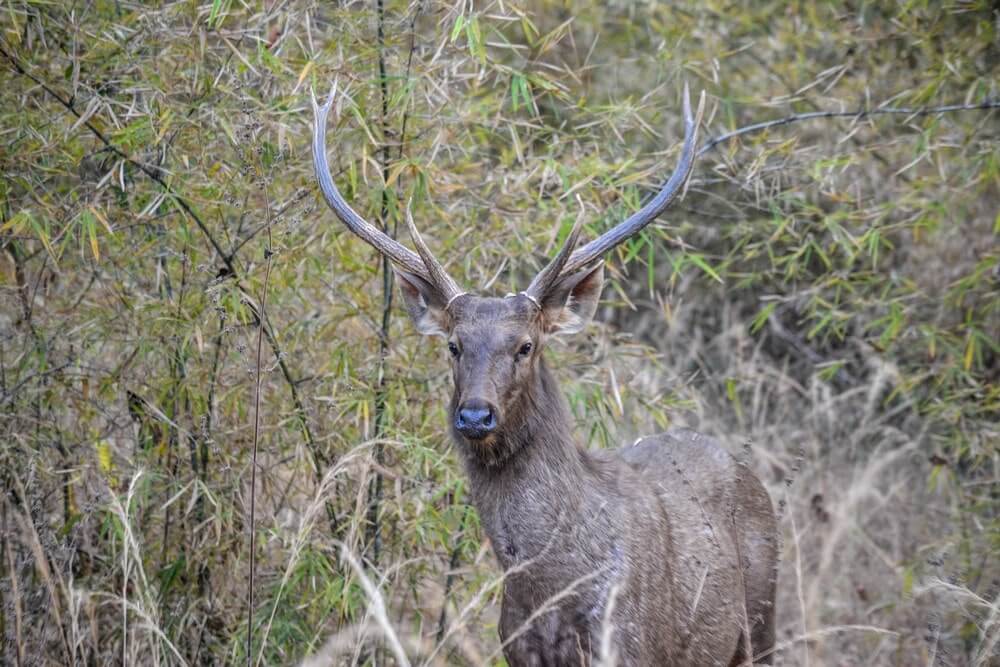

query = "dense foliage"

[{"left": 1, "top": 1, "right": 997, "bottom": 664}]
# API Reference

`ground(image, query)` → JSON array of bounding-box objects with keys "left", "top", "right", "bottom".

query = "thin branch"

[
  {"left": 246, "top": 160, "right": 275, "bottom": 667},
  {"left": 396, "top": 0, "right": 425, "bottom": 163},
  {"left": 698, "top": 99, "right": 1000, "bottom": 156},
  {"left": 367, "top": 0, "right": 394, "bottom": 570},
  {"left": 226, "top": 187, "right": 310, "bottom": 261},
  {"left": 7, "top": 471, "right": 72, "bottom": 664},
  {"left": 435, "top": 505, "right": 471, "bottom": 645},
  {"left": 0, "top": 41, "right": 323, "bottom": 482},
  {"left": 0, "top": 363, "right": 73, "bottom": 407},
  {"left": 1, "top": 43, "right": 227, "bottom": 262},
  {"left": 2, "top": 502, "right": 25, "bottom": 667}
]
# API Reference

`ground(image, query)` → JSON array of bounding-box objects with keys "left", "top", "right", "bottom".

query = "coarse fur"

[{"left": 395, "top": 267, "right": 779, "bottom": 667}]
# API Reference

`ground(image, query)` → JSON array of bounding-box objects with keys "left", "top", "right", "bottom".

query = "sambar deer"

[{"left": 312, "top": 83, "right": 778, "bottom": 666}]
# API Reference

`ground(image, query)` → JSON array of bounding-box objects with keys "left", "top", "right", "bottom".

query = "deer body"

[
  {"left": 312, "top": 84, "right": 778, "bottom": 666},
  {"left": 454, "top": 304, "right": 776, "bottom": 666}
]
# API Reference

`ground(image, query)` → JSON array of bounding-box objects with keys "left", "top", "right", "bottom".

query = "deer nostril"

[
  {"left": 455, "top": 401, "right": 497, "bottom": 438},
  {"left": 460, "top": 408, "right": 491, "bottom": 427}
]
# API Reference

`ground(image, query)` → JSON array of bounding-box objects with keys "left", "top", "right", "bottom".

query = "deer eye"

[
  {"left": 517, "top": 342, "right": 533, "bottom": 357},
  {"left": 448, "top": 342, "right": 460, "bottom": 358}
]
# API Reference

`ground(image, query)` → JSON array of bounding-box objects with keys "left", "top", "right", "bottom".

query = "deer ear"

[
  {"left": 539, "top": 262, "right": 604, "bottom": 335},
  {"left": 394, "top": 268, "right": 450, "bottom": 337}
]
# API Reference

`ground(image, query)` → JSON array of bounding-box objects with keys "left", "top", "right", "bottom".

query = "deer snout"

[{"left": 455, "top": 400, "right": 497, "bottom": 439}]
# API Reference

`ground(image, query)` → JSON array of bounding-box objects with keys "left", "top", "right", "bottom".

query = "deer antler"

[
  {"left": 403, "top": 202, "right": 463, "bottom": 299},
  {"left": 311, "top": 83, "right": 461, "bottom": 301},
  {"left": 539, "top": 83, "right": 706, "bottom": 283},
  {"left": 524, "top": 219, "right": 583, "bottom": 302}
]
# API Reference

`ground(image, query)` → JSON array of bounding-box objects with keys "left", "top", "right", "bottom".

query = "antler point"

[{"left": 325, "top": 79, "right": 338, "bottom": 109}]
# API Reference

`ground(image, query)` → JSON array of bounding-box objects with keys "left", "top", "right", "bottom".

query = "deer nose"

[{"left": 455, "top": 400, "right": 496, "bottom": 439}]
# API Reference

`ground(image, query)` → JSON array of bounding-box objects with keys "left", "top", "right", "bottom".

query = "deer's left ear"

[
  {"left": 539, "top": 262, "right": 604, "bottom": 335},
  {"left": 394, "top": 268, "right": 450, "bottom": 336}
]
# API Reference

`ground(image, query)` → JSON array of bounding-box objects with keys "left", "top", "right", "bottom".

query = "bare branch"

[{"left": 699, "top": 99, "right": 1000, "bottom": 156}]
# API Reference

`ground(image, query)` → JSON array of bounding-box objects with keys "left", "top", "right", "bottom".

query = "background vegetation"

[{"left": 1, "top": 0, "right": 997, "bottom": 664}]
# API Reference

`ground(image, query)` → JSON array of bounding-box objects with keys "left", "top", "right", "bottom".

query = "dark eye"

[
  {"left": 517, "top": 342, "right": 533, "bottom": 357},
  {"left": 448, "top": 342, "right": 460, "bottom": 358}
]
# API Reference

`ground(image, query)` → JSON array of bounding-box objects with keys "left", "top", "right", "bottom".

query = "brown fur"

[{"left": 394, "top": 280, "right": 779, "bottom": 666}]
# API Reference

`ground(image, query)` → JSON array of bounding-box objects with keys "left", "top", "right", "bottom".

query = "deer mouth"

[
  {"left": 458, "top": 426, "right": 493, "bottom": 441},
  {"left": 455, "top": 422, "right": 497, "bottom": 442}
]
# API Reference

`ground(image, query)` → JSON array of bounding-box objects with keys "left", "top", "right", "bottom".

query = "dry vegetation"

[{"left": 1, "top": 1, "right": 998, "bottom": 665}]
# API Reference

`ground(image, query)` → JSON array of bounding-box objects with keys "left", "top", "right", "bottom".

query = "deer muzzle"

[{"left": 455, "top": 399, "right": 497, "bottom": 440}]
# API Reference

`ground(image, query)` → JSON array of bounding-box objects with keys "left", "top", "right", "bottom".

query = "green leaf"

[
  {"left": 686, "top": 253, "right": 723, "bottom": 284},
  {"left": 725, "top": 378, "right": 743, "bottom": 419},
  {"left": 750, "top": 302, "right": 778, "bottom": 334},
  {"left": 466, "top": 16, "right": 485, "bottom": 62},
  {"left": 207, "top": 0, "right": 231, "bottom": 29},
  {"left": 450, "top": 14, "right": 465, "bottom": 42},
  {"left": 79, "top": 210, "right": 100, "bottom": 262},
  {"left": 30, "top": 216, "right": 58, "bottom": 265}
]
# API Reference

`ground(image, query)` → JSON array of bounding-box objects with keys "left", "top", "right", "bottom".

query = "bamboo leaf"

[{"left": 686, "top": 253, "right": 724, "bottom": 284}]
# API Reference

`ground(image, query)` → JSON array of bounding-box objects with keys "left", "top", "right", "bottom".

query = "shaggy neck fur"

[{"left": 452, "top": 359, "right": 595, "bottom": 564}]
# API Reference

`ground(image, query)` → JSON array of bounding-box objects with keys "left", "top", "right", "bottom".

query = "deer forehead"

[{"left": 449, "top": 295, "right": 538, "bottom": 327}]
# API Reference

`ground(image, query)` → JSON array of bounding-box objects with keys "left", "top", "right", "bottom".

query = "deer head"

[{"left": 311, "top": 84, "right": 704, "bottom": 464}]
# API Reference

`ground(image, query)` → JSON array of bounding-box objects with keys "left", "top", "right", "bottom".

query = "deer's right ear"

[
  {"left": 394, "top": 268, "right": 450, "bottom": 337},
  {"left": 540, "top": 262, "right": 604, "bottom": 335}
]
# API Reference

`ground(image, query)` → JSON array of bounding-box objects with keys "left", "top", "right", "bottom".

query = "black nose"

[{"left": 455, "top": 400, "right": 497, "bottom": 439}]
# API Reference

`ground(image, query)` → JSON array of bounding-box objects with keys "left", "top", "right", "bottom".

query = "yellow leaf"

[
  {"left": 90, "top": 206, "right": 114, "bottom": 234},
  {"left": 1, "top": 211, "right": 30, "bottom": 233},
  {"left": 963, "top": 335, "right": 975, "bottom": 371},
  {"left": 901, "top": 567, "right": 914, "bottom": 596},
  {"left": 296, "top": 60, "right": 314, "bottom": 91},
  {"left": 96, "top": 440, "right": 114, "bottom": 475},
  {"left": 89, "top": 220, "right": 100, "bottom": 262},
  {"left": 31, "top": 218, "right": 58, "bottom": 265},
  {"left": 155, "top": 108, "right": 174, "bottom": 144},
  {"left": 385, "top": 161, "right": 409, "bottom": 188}
]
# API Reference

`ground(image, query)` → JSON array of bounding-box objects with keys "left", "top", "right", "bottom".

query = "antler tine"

[
  {"left": 558, "top": 83, "right": 706, "bottom": 277},
  {"left": 404, "top": 203, "right": 462, "bottom": 301},
  {"left": 524, "top": 217, "right": 584, "bottom": 301},
  {"left": 311, "top": 82, "right": 429, "bottom": 279}
]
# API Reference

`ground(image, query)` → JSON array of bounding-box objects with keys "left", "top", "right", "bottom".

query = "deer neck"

[{"left": 457, "top": 361, "right": 598, "bottom": 565}]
